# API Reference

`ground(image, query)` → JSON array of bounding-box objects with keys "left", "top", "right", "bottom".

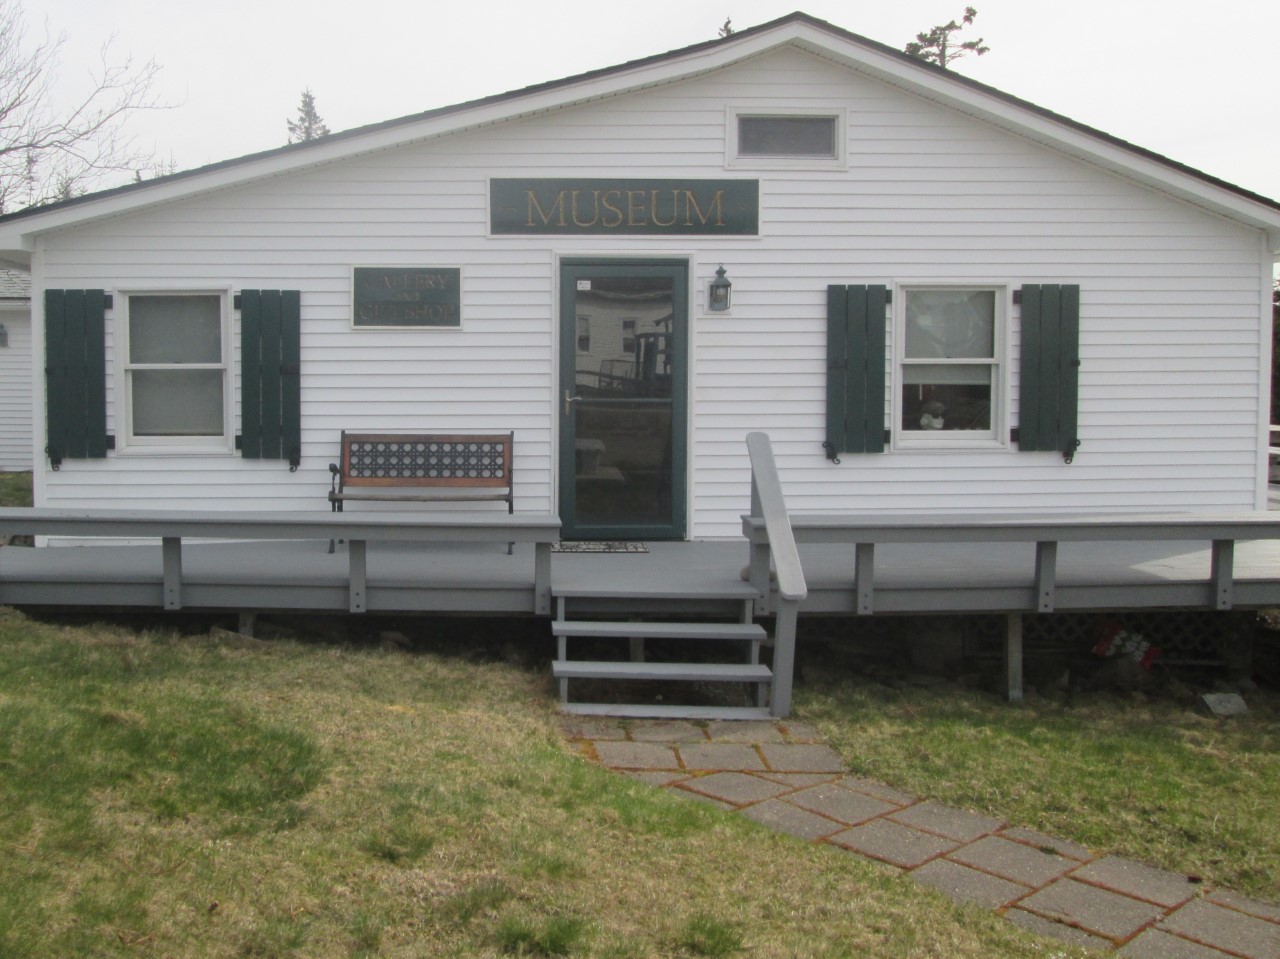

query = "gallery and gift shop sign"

[
  {"left": 490, "top": 178, "right": 759, "bottom": 236},
  {"left": 353, "top": 266, "right": 461, "bottom": 327}
]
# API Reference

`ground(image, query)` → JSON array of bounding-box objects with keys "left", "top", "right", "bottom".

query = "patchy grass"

[
  {"left": 798, "top": 658, "right": 1280, "bottom": 901},
  {"left": 0, "top": 470, "right": 31, "bottom": 507},
  {"left": 0, "top": 607, "right": 1078, "bottom": 958}
]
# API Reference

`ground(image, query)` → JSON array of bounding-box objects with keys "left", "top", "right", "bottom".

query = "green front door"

[{"left": 559, "top": 259, "right": 688, "bottom": 540}]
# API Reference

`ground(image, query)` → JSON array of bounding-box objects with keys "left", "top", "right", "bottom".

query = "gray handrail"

[{"left": 744, "top": 432, "right": 807, "bottom": 603}]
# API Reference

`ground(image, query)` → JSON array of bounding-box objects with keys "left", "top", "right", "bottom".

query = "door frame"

[{"left": 557, "top": 257, "right": 689, "bottom": 541}]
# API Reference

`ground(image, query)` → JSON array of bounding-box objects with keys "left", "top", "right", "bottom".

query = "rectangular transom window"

[
  {"left": 123, "top": 292, "right": 231, "bottom": 447},
  {"left": 738, "top": 115, "right": 836, "bottom": 158},
  {"left": 898, "top": 288, "right": 1002, "bottom": 445}
]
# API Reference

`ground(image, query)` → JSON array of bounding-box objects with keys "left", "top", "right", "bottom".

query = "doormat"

[{"left": 551, "top": 541, "right": 648, "bottom": 553}]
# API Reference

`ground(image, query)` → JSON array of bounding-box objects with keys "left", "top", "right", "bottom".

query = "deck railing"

[
  {"left": 0, "top": 508, "right": 561, "bottom": 615},
  {"left": 743, "top": 511, "right": 1280, "bottom": 616},
  {"left": 743, "top": 432, "right": 808, "bottom": 716}
]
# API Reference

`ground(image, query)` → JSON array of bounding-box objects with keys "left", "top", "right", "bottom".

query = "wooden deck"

[{"left": 2, "top": 535, "right": 1279, "bottom": 618}]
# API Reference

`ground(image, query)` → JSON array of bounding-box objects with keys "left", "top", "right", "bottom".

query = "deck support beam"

[
  {"left": 534, "top": 542, "right": 552, "bottom": 616},
  {"left": 1212, "top": 539, "right": 1234, "bottom": 610},
  {"left": 162, "top": 537, "right": 182, "bottom": 610},
  {"left": 855, "top": 542, "right": 875, "bottom": 615},
  {"left": 1004, "top": 613, "right": 1024, "bottom": 702},
  {"left": 1035, "top": 541, "right": 1058, "bottom": 612},
  {"left": 349, "top": 539, "right": 367, "bottom": 613},
  {"left": 770, "top": 600, "right": 799, "bottom": 717}
]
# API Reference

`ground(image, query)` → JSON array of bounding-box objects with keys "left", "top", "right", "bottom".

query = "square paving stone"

[
  {"left": 1120, "top": 929, "right": 1241, "bottom": 958},
  {"left": 889, "top": 801, "right": 1004, "bottom": 843},
  {"left": 628, "top": 720, "right": 706, "bottom": 743},
  {"left": 1005, "top": 908, "right": 1113, "bottom": 952},
  {"left": 779, "top": 721, "right": 824, "bottom": 742},
  {"left": 838, "top": 776, "right": 916, "bottom": 807},
  {"left": 911, "top": 858, "right": 1028, "bottom": 909},
  {"left": 830, "top": 818, "right": 959, "bottom": 869},
  {"left": 621, "top": 770, "right": 689, "bottom": 787},
  {"left": 1074, "top": 856, "right": 1199, "bottom": 908},
  {"left": 677, "top": 772, "right": 792, "bottom": 807},
  {"left": 948, "top": 835, "right": 1074, "bottom": 887},
  {"left": 1019, "top": 878, "right": 1166, "bottom": 941},
  {"left": 1000, "top": 826, "right": 1092, "bottom": 862},
  {"left": 756, "top": 772, "right": 841, "bottom": 788},
  {"left": 786, "top": 783, "right": 896, "bottom": 826},
  {"left": 759, "top": 743, "right": 846, "bottom": 773},
  {"left": 677, "top": 742, "right": 766, "bottom": 771},
  {"left": 705, "top": 720, "right": 786, "bottom": 743},
  {"left": 595, "top": 741, "right": 679, "bottom": 770},
  {"left": 740, "top": 798, "right": 845, "bottom": 841},
  {"left": 1158, "top": 899, "right": 1280, "bottom": 959},
  {"left": 1207, "top": 891, "right": 1280, "bottom": 924}
]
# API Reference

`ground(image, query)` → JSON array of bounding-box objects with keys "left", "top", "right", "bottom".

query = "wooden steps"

[{"left": 552, "top": 591, "right": 777, "bottom": 719}]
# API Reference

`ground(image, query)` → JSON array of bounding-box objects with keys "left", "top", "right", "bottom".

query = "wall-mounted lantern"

[{"left": 708, "top": 265, "right": 732, "bottom": 312}]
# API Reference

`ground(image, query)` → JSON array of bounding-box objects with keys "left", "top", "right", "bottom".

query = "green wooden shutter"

[
  {"left": 240, "top": 289, "right": 301, "bottom": 469},
  {"left": 826, "top": 284, "right": 887, "bottom": 459},
  {"left": 44, "top": 289, "right": 110, "bottom": 468},
  {"left": 1018, "top": 284, "right": 1080, "bottom": 461}
]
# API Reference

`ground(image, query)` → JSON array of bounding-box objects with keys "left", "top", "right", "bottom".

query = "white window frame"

[
  {"left": 116, "top": 288, "right": 234, "bottom": 454},
  {"left": 892, "top": 284, "right": 1008, "bottom": 452},
  {"left": 725, "top": 106, "right": 847, "bottom": 171}
]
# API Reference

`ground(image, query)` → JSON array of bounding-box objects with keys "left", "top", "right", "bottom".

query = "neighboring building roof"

[{"left": 0, "top": 11, "right": 1278, "bottom": 259}]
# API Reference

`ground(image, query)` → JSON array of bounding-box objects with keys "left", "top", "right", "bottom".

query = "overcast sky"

[{"left": 20, "top": 0, "right": 1280, "bottom": 203}]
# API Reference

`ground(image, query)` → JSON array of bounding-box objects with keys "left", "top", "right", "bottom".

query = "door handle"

[{"left": 563, "top": 390, "right": 582, "bottom": 416}]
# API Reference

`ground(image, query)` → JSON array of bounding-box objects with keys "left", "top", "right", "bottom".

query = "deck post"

[
  {"left": 1035, "top": 541, "right": 1058, "bottom": 612},
  {"left": 238, "top": 611, "right": 257, "bottom": 637},
  {"left": 534, "top": 541, "right": 552, "bottom": 615},
  {"left": 855, "top": 542, "right": 875, "bottom": 615},
  {"left": 770, "top": 599, "right": 798, "bottom": 717},
  {"left": 162, "top": 537, "right": 182, "bottom": 610},
  {"left": 747, "top": 475, "right": 773, "bottom": 614},
  {"left": 349, "top": 539, "right": 367, "bottom": 613},
  {"left": 1212, "top": 539, "right": 1234, "bottom": 610},
  {"left": 1004, "top": 613, "right": 1024, "bottom": 702}
]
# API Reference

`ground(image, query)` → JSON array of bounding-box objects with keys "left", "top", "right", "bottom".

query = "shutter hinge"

[
  {"left": 105, "top": 435, "right": 115, "bottom": 450},
  {"left": 46, "top": 447, "right": 61, "bottom": 471},
  {"left": 1012, "top": 289, "right": 1023, "bottom": 306},
  {"left": 233, "top": 294, "right": 242, "bottom": 310},
  {"left": 289, "top": 450, "right": 300, "bottom": 472},
  {"left": 103, "top": 294, "right": 114, "bottom": 310},
  {"left": 822, "top": 441, "right": 841, "bottom": 464},
  {"left": 884, "top": 289, "right": 892, "bottom": 304},
  {"left": 1010, "top": 427, "right": 1020, "bottom": 444},
  {"left": 883, "top": 429, "right": 891, "bottom": 444},
  {"left": 1063, "top": 439, "right": 1081, "bottom": 465},
  {"left": 234, "top": 435, "right": 242, "bottom": 451}
]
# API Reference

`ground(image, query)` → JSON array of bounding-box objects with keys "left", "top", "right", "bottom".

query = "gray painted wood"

[
  {"left": 560, "top": 704, "right": 774, "bottom": 720},
  {"left": 745, "top": 432, "right": 806, "bottom": 602},
  {"left": 1005, "top": 613, "right": 1024, "bottom": 702},
  {"left": 553, "top": 661, "right": 772, "bottom": 682},
  {"left": 551, "top": 621, "right": 766, "bottom": 641}
]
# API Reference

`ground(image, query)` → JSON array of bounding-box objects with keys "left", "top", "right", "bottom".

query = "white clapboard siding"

[
  {"left": 35, "top": 44, "right": 1270, "bottom": 536},
  {"left": 0, "top": 309, "right": 32, "bottom": 470}
]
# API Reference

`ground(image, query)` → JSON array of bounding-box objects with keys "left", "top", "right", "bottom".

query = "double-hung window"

[
  {"left": 897, "top": 288, "right": 1002, "bottom": 446},
  {"left": 122, "top": 292, "right": 231, "bottom": 449}
]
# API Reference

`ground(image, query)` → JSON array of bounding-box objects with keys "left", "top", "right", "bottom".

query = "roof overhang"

[{"left": 1, "top": 12, "right": 1278, "bottom": 263}]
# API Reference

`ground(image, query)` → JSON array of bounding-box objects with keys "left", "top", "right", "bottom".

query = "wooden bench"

[{"left": 329, "top": 431, "right": 515, "bottom": 552}]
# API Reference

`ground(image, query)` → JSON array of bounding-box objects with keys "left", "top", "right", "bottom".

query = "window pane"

[
  {"left": 130, "top": 295, "right": 222, "bottom": 363},
  {"left": 739, "top": 116, "right": 836, "bottom": 157},
  {"left": 902, "top": 366, "right": 992, "bottom": 431},
  {"left": 132, "top": 370, "right": 224, "bottom": 436},
  {"left": 905, "top": 290, "right": 995, "bottom": 359}
]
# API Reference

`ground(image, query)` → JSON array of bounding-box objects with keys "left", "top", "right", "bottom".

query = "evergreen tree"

[
  {"left": 718, "top": 18, "right": 734, "bottom": 38},
  {"left": 287, "top": 89, "right": 330, "bottom": 143},
  {"left": 904, "top": 6, "right": 990, "bottom": 70}
]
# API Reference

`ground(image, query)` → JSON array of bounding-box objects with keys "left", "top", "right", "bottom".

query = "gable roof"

[{"left": 1, "top": 10, "right": 1278, "bottom": 262}]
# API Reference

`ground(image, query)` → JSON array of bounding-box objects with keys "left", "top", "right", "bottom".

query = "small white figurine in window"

[{"left": 919, "top": 401, "right": 945, "bottom": 430}]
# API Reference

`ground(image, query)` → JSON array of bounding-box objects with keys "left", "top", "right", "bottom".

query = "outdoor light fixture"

[
  {"left": 708, "top": 265, "right": 731, "bottom": 312},
  {"left": 0, "top": 323, "right": 8, "bottom": 348}
]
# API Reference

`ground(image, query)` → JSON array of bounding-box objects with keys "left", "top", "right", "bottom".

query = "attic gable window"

[{"left": 727, "top": 109, "right": 845, "bottom": 170}]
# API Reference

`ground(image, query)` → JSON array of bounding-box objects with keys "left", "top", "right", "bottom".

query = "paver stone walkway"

[{"left": 562, "top": 716, "right": 1280, "bottom": 958}]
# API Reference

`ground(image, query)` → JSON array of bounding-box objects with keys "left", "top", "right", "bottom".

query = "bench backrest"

[{"left": 339, "top": 432, "right": 513, "bottom": 488}]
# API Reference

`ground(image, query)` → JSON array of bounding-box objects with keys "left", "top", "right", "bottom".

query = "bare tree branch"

[{"left": 0, "top": 0, "right": 167, "bottom": 213}]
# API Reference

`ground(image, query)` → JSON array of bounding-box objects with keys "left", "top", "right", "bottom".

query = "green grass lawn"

[
  {"left": 797, "top": 643, "right": 1280, "bottom": 902},
  {"left": 0, "top": 608, "right": 1074, "bottom": 959},
  {"left": 0, "top": 470, "right": 32, "bottom": 507}
]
